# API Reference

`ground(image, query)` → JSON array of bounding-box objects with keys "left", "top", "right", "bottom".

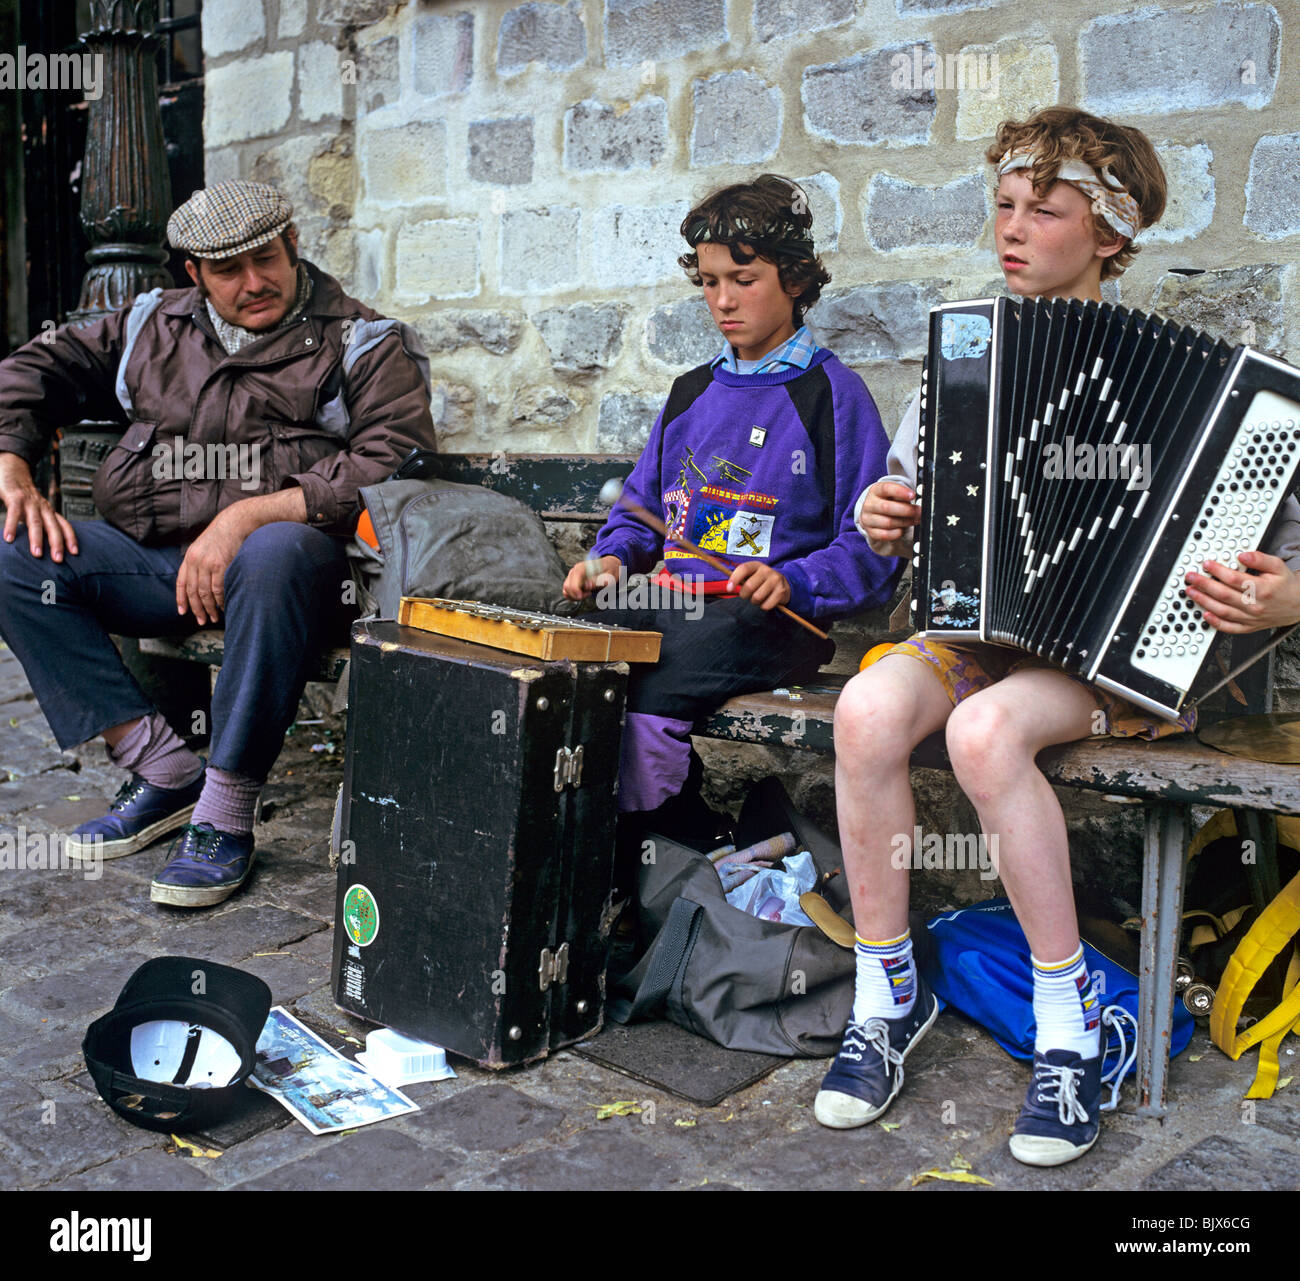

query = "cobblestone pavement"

[{"left": 1, "top": 640, "right": 1296, "bottom": 1193}]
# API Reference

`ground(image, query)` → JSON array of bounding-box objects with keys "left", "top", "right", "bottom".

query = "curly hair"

[
  {"left": 986, "top": 108, "right": 1167, "bottom": 280},
  {"left": 678, "top": 174, "right": 831, "bottom": 325}
]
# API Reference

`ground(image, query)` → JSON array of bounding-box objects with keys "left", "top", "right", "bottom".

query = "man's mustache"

[{"left": 237, "top": 287, "right": 281, "bottom": 307}]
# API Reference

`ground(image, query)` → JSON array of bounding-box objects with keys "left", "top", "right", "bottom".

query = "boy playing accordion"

[{"left": 819, "top": 107, "right": 1300, "bottom": 1164}]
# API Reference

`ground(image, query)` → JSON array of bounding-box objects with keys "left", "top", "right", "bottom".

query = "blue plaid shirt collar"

[{"left": 712, "top": 325, "right": 820, "bottom": 376}]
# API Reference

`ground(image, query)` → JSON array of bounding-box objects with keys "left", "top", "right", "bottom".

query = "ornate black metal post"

[
  {"left": 68, "top": 0, "right": 173, "bottom": 325},
  {"left": 62, "top": 0, "right": 173, "bottom": 508},
  {"left": 62, "top": 2, "right": 209, "bottom": 744}
]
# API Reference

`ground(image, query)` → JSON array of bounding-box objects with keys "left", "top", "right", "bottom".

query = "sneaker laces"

[
  {"left": 1033, "top": 1059, "right": 1089, "bottom": 1126},
  {"left": 844, "top": 1018, "right": 905, "bottom": 1077},
  {"left": 175, "top": 823, "right": 220, "bottom": 860},
  {"left": 1099, "top": 1005, "right": 1138, "bottom": 1113},
  {"left": 108, "top": 777, "right": 148, "bottom": 813}
]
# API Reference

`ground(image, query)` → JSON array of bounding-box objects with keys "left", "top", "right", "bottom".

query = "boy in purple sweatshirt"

[{"left": 563, "top": 174, "right": 901, "bottom": 843}]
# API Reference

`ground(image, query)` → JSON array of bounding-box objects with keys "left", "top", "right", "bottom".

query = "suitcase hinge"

[
  {"left": 538, "top": 941, "right": 570, "bottom": 991},
  {"left": 552, "top": 745, "right": 584, "bottom": 792}
]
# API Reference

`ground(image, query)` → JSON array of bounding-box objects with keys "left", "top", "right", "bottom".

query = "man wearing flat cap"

[{"left": 0, "top": 180, "right": 435, "bottom": 907}]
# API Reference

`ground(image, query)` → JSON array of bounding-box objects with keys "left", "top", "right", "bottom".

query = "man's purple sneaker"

[
  {"left": 1009, "top": 1048, "right": 1103, "bottom": 1167},
  {"left": 66, "top": 769, "right": 205, "bottom": 862},
  {"left": 814, "top": 976, "right": 939, "bottom": 1128},
  {"left": 150, "top": 823, "right": 256, "bottom": 908}
]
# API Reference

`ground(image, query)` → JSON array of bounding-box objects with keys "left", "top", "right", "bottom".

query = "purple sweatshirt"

[{"left": 593, "top": 350, "right": 903, "bottom": 622}]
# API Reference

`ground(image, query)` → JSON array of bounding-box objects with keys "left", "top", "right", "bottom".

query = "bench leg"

[{"left": 1137, "top": 801, "right": 1189, "bottom": 1118}]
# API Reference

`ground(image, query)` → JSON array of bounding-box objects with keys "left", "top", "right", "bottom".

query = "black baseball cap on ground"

[{"left": 83, "top": 956, "right": 272, "bottom": 1133}]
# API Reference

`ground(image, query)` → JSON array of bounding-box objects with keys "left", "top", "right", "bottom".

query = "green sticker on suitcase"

[{"left": 343, "top": 884, "right": 379, "bottom": 947}]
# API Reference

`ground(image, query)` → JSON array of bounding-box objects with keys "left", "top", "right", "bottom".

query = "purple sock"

[
  {"left": 107, "top": 712, "right": 203, "bottom": 790},
  {"left": 192, "top": 766, "right": 262, "bottom": 835}
]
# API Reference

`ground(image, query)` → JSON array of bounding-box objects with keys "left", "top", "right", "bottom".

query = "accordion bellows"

[{"left": 913, "top": 297, "right": 1300, "bottom": 720}]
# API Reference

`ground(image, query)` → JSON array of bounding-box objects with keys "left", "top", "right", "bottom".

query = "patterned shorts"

[{"left": 883, "top": 636, "right": 1197, "bottom": 741}]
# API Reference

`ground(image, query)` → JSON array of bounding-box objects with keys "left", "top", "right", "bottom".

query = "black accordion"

[{"left": 913, "top": 296, "right": 1300, "bottom": 719}]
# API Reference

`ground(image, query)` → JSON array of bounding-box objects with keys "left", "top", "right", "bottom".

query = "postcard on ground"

[{"left": 250, "top": 1006, "right": 418, "bottom": 1135}]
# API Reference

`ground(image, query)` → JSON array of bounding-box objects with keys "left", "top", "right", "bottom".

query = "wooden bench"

[{"left": 122, "top": 450, "right": 1299, "bottom": 1117}]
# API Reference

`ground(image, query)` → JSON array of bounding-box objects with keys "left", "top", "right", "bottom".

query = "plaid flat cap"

[{"left": 166, "top": 181, "right": 293, "bottom": 259}]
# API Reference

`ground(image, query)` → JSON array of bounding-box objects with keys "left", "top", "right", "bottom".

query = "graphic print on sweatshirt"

[{"left": 666, "top": 444, "right": 779, "bottom": 562}]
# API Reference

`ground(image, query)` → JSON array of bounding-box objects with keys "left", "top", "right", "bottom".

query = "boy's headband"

[
  {"left": 683, "top": 212, "right": 816, "bottom": 260},
  {"left": 997, "top": 150, "right": 1142, "bottom": 240}
]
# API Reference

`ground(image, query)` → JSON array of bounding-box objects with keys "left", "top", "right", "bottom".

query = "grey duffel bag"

[
  {"left": 608, "top": 779, "right": 862, "bottom": 1058},
  {"left": 351, "top": 477, "right": 577, "bottom": 620}
]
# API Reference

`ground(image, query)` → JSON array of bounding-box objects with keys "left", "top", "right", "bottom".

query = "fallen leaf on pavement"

[
  {"left": 911, "top": 1154, "right": 992, "bottom": 1187},
  {"left": 911, "top": 1167, "right": 993, "bottom": 1188},
  {"left": 169, "top": 1134, "right": 221, "bottom": 1159},
  {"left": 592, "top": 1100, "right": 642, "bottom": 1119}
]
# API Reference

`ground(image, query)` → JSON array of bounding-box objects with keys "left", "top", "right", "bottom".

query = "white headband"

[{"left": 997, "top": 150, "right": 1142, "bottom": 240}]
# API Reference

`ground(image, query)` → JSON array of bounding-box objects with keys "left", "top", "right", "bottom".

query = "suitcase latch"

[
  {"left": 538, "top": 942, "right": 570, "bottom": 991},
  {"left": 552, "top": 745, "right": 584, "bottom": 792}
]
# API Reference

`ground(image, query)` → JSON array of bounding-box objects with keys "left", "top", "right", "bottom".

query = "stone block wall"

[
  {"left": 200, "top": 0, "right": 1300, "bottom": 908},
  {"left": 201, "top": 1, "right": 1299, "bottom": 465}
]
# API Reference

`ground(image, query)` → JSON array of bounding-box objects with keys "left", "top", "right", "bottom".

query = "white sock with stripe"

[
  {"left": 1031, "top": 946, "right": 1102, "bottom": 1059},
  {"left": 852, "top": 931, "right": 916, "bottom": 1024}
]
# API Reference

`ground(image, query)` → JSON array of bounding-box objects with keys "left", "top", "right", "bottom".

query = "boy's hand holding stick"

[{"left": 595, "top": 480, "right": 828, "bottom": 641}]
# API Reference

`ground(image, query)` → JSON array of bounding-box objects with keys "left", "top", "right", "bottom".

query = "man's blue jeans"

[{"left": 0, "top": 519, "right": 351, "bottom": 781}]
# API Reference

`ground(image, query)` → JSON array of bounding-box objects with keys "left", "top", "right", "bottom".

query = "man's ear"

[
  {"left": 286, "top": 226, "right": 299, "bottom": 254},
  {"left": 183, "top": 258, "right": 201, "bottom": 287}
]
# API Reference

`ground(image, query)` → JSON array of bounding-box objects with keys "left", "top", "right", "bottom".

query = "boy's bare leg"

[
  {"left": 943, "top": 668, "right": 1100, "bottom": 959},
  {"left": 945, "top": 667, "right": 1110, "bottom": 1166},
  {"left": 834, "top": 655, "right": 954, "bottom": 938},
  {"left": 815, "top": 654, "right": 953, "bottom": 1130}
]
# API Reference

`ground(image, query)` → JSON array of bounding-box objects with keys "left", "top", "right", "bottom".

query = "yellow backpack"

[{"left": 1192, "top": 812, "right": 1300, "bottom": 1099}]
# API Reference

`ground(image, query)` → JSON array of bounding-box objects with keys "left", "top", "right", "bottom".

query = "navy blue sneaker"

[
  {"left": 149, "top": 823, "right": 255, "bottom": 908},
  {"left": 1009, "top": 1048, "right": 1103, "bottom": 1166},
  {"left": 66, "top": 768, "right": 205, "bottom": 862},
  {"left": 814, "top": 976, "right": 939, "bottom": 1128}
]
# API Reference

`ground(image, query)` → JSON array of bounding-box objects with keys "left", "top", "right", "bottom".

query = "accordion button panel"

[{"left": 1131, "top": 389, "right": 1300, "bottom": 692}]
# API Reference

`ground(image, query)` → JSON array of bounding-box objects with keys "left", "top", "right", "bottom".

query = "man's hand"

[
  {"left": 175, "top": 487, "right": 308, "bottom": 624},
  {"left": 0, "top": 452, "right": 78, "bottom": 561},
  {"left": 858, "top": 480, "right": 920, "bottom": 559},
  {"left": 175, "top": 505, "right": 250, "bottom": 624},
  {"left": 564, "top": 554, "right": 622, "bottom": 600},
  {"left": 1185, "top": 550, "right": 1300, "bottom": 633},
  {"left": 728, "top": 561, "right": 790, "bottom": 611}
]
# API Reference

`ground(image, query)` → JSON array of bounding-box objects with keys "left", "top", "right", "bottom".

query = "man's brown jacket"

[{"left": 0, "top": 261, "right": 435, "bottom": 543}]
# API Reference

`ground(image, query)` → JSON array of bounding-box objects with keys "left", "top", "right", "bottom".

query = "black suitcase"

[{"left": 331, "top": 619, "right": 628, "bottom": 1068}]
